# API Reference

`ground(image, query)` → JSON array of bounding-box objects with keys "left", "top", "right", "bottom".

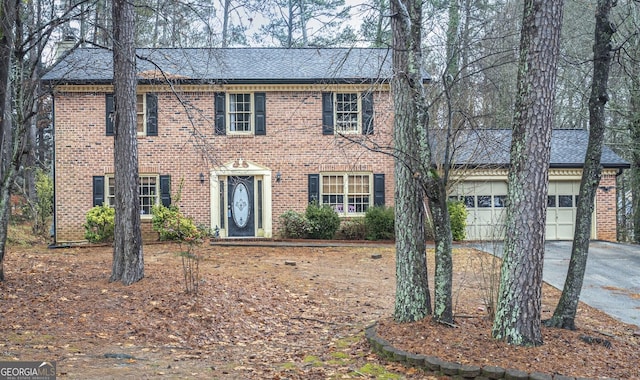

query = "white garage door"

[
  {"left": 450, "top": 181, "right": 508, "bottom": 241},
  {"left": 451, "top": 180, "right": 581, "bottom": 241},
  {"left": 546, "top": 181, "right": 580, "bottom": 240}
]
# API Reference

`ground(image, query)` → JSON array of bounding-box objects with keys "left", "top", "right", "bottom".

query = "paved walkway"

[{"left": 468, "top": 240, "right": 640, "bottom": 327}]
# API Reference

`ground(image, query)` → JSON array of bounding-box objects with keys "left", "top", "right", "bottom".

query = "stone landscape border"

[{"left": 365, "top": 323, "right": 619, "bottom": 380}]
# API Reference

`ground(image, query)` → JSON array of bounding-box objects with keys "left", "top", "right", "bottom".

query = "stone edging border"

[{"left": 364, "top": 322, "right": 619, "bottom": 380}]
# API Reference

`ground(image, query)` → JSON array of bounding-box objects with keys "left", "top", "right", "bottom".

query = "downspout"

[{"left": 48, "top": 93, "right": 57, "bottom": 248}]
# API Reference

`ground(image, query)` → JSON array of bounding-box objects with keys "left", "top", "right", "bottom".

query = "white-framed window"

[
  {"left": 228, "top": 93, "right": 253, "bottom": 133},
  {"left": 106, "top": 174, "right": 160, "bottom": 216},
  {"left": 334, "top": 93, "right": 360, "bottom": 134},
  {"left": 106, "top": 93, "right": 157, "bottom": 136},
  {"left": 321, "top": 173, "right": 372, "bottom": 215},
  {"left": 136, "top": 94, "right": 146, "bottom": 135}
]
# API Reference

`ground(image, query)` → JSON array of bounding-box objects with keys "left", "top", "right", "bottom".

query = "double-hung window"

[
  {"left": 322, "top": 91, "right": 374, "bottom": 135},
  {"left": 321, "top": 173, "right": 372, "bottom": 215},
  {"left": 214, "top": 92, "right": 266, "bottom": 135},
  {"left": 308, "top": 172, "right": 385, "bottom": 215},
  {"left": 93, "top": 175, "right": 171, "bottom": 216},
  {"left": 229, "top": 94, "right": 252, "bottom": 132},
  {"left": 334, "top": 93, "right": 359, "bottom": 134},
  {"left": 106, "top": 93, "right": 158, "bottom": 136},
  {"left": 136, "top": 94, "right": 147, "bottom": 135}
]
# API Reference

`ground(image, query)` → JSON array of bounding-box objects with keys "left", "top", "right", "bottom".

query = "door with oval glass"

[{"left": 227, "top": 176, "right": 255, "bottom": 237}]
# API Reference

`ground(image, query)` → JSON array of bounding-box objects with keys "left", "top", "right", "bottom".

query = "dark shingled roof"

[
  {"left": 42, "top": 47, "right": 417, "bottom": 84},
  {"left": 437, "top": 129, "right": 629, "bottom": 169}
]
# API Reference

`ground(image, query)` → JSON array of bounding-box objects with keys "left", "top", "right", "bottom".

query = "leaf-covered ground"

[{"left": 0, "top": 242, "right": 638, "bottom": 379}]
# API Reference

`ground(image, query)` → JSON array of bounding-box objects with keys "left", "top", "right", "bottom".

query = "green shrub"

[
  {"left": 84, "top": 204, "right": 115, "bottom": 243},
  {"left": 447, "top": 200, "right": 468, "bottom": 241},
  {"left": 365, "top": 206, "right": 395, "bottom": 240},
  {"left": 151, "top": 204, "right": 201, "bottom": 242},
  {"left": 279, "top": 210, "right": 309, "bottom": 239},
  {"left": 33, "top": 169, "right": 53, "bottom": 235},
  {"left": 337, "top": 218, "right": 367, "bottom": 240},
  {"left": 305, "top": 202, "right": 340, "bottom": 239}
]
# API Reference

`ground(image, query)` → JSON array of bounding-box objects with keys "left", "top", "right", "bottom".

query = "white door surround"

[{"left": 210, "top": 158, "right": 273, "bottom": 238}]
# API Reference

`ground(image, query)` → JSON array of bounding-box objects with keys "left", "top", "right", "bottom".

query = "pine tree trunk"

[
  {"left": 110, "top": 0, "right": 144, "bottom": 285},
  {"left": 391, "top": 0, "right": 432, "bottom": 322},
  {"left": 546, "top": 0, "right": 615, "bottom": 330},
  {"left": 492, "top": 0, "right": 564, "bottom": 346}
]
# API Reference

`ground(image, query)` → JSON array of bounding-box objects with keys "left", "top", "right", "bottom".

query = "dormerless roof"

[
  {"left": 42, "top": 47, "right": 413, "bottom": 84},
  {"left": 436, "top": 129, "right": 629, "bottom": 169}
]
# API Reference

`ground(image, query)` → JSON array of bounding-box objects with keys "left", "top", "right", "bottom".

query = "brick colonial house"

[{"left": 43, "top": 47, "right": 628, "bottom": 244}]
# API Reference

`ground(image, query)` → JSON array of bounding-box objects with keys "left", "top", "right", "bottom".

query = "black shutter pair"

[
  {"left": 321, "top": 92, "right": 374, "bottom": 135},
  {"left": 307, "top": 173, "right": 385, "bottom": 206},
  {"left": 105, "top": 93, "right": 158, "bottom": 136},
  {"left": 92, "top": 175, "right": 171, "bottom": 207},
  {"left": 214, "top": 92, "right": 266, "bottom": 135}
]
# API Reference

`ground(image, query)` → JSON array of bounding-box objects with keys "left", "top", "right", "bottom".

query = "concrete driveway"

[{"left": 469, "top": 240, "right": 640, "bottom": 327}]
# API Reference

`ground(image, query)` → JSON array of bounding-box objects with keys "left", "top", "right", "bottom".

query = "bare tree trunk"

[
  {"left": 492, "top": 0, "right": 564, "bottom": 346},
  {"left": 546, "top": 0, "right": 615, "bottom": 330},
  {"left": 631, "top": 55, "right": 640, "bottom": 244},
  {"left": 222, "top": 0, "right": 231, "bottom": 47},
  {"left": 110, "top": 0, "right": 144, "bottom": 285},
  {"left": 391, "top": 0, "right": 432, "bottom": 322},
  {"left": 0, "top": 0, "right": 19, "bottom": 282},
  {"left": 427, "top": 180, "right": 453, "bottom": 323}
]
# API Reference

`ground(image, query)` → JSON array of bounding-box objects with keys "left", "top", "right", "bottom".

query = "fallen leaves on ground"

[{"left": 0, "top": 243, "right": 638, "bottom": 379}]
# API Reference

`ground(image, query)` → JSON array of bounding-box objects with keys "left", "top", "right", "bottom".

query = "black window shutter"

[
  {"left": 254, "top": 92, "right": 266, "bottom": 135},
  {"left": 321, "top": 92, "right": 334, "bottom": 135},
  {"left": 159, "top": 175, "right": 171, "bottom": 207},
  {"left": 214, "top": 92, "right": 226, "bottom": 135},
  {"left": 362, "top": 91, "right": 374, "bottom": 135},
  {"left": 106, "top": 94, "right": 114, "bottom": 136},
  {"left": 373, "top": 173, "right": 385, "bottom": 206},
  {"left": 146, "top": 93, "right": 158, "bottom": 136},
  {"left": 92, "top": 176, "right": 105, "bottom": 206},
  {"left": 308, "top": 174, "right": 320, "bottom": 203}
]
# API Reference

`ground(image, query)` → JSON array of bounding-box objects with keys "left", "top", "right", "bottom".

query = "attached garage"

[
  {"left": 451, "top": 178, "right": 586, "bottom": 241},
  {"left": 442, "top": 129, "right": 629, "bottom": 242}
]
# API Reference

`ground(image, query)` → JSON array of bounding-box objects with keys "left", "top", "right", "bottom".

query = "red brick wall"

[
  {"left": 53, "top": 88, "right": 394, "bottom": 242},
  {"left": 596, "top": 173, "right": 618, "bottom": 242}
]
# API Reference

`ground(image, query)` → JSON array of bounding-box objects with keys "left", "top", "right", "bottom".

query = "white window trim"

[
  {"left": 136, "top": 93, "right": 147, "bottom": 136},
  {"left": 105, "top": 173, "right": 160, "bottom": 218},
  {"left": 334, "top": 92, "right": 362, "bottom": 135},
  {"left": 227, "top": 93, "right": 254, "bottom": 135},
  {"left": 320, "top": 172, "right": 373, "bottom": 216}
]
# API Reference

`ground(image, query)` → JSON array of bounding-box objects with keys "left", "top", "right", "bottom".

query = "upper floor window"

[
  {"left": 229, "top": 93, "right": 253, "bottom": 133},
  {"left": 215, "top": 92, "right": 266, "bottom": 136},
  {"left": 106, "top": 93, "right": 158, "bottom": 136},
  {"left": 322, "top": 91, "right": 374, "bottom": 135},
  {"left": 335, "top": 93, "right": 359, "bottom": 133}
]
